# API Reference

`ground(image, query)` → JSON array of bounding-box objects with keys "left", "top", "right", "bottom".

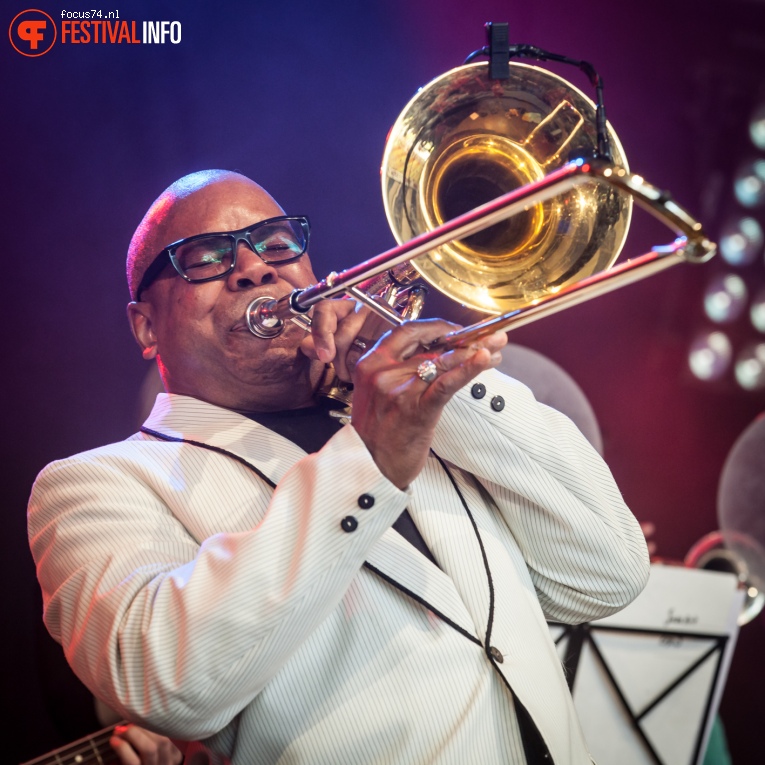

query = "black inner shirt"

[{"left": 243, "top": 401, "right": 439, "bottom": 568}]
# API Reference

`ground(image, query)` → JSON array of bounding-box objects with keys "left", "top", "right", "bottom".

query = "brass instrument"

[
  {"left": 246, "top": 60, "right": 716, "bottom": 350},
  {"left": 684, "top": 531, "right": 765, "bottom": 625},
  {"left": 381, "top": 62, "right": 631, "bottom": 316}
]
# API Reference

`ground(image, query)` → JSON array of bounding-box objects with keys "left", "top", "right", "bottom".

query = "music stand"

[{"left": 549, "top": 565, "right": 744, "bottom": 765}]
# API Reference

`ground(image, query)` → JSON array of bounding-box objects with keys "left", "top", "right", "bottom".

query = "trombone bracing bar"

[{"left": 246, "top": 158, "right": 716, "bottom": 345}]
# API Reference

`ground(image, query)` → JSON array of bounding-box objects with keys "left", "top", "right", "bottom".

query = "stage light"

[
  {"left": 704, "top": 274, "right": 748, "bottom": 323},
  {"left": 719, "top": 216, "right": 763, "bottom": 266},
  {"left": 751, "top": 288, "right": 765, "bottom": 333},
  {"left": 734, "top": 343, "right": 765, "bottom": 390},
  {"left": 734, "top": 159, "right": 765, "bottom": 208},
  {"left": 750, "top": 103, "right": 765, "bottom": 151},
  {"left": 689, "top": 331, "right": 733, "bottom": 381},
  {"left": 694, "top": 97, "right": 765, "bottom": 389}
]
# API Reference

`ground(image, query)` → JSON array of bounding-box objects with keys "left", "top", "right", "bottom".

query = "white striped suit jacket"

[{"left": 29, "top": 369, "right": 649, "bottom": 764}]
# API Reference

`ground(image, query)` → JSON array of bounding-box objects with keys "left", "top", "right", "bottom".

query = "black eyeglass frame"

[{"left": 135, "top": 215, "right": 311, "bottom": 300}]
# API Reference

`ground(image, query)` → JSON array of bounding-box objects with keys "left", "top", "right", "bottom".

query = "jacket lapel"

[
  {"left": 143, "top": 393, "right": 306, "bottom": 487},
  {"left": 143, "top": 393, "right": 483, "bottom": 643},
  {"left": 408, "top": 455, "right": 494, "bottom": 639},
  {"left": 364, "top": 530, "right": 481, "bottom": 643}
]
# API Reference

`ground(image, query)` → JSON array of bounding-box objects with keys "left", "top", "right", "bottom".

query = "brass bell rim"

[{"left": 381, "top": 60, "right": 633, "bottom": 315}]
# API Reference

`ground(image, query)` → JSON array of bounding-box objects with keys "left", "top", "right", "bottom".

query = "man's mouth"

[
  {"left": 230, "top": 319, "right": 250, "bottom": 333},
  {"left": 229, "top": 314, "right": 305, "bottom": 338}
]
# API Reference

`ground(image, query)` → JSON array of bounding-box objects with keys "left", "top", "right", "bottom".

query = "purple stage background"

[{"left": 3, "top": 0, "right": 764, "bottom": 762}]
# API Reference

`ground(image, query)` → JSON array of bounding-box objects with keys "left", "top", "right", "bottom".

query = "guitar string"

[{"left": 33, "top": 730, "right": 118, "bottom": 765}]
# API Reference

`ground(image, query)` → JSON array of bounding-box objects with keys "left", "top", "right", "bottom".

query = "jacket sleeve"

[
  {"left": 431, "top": 368, "right": 650, "bottom": 623},
  {"left": 28, "top": 424, "right": 408, "bottom": 739}
]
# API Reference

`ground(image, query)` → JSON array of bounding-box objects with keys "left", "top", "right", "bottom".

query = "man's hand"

[
  {"left": 301, "top": 299, "right": 507, "bottom": 488},
  {"left": 301, "top": 298, "right": 389, "bottom": 381},
  {"left": 110, "top": 724, "right": 183, "bottom": 765},
  {"left": 350, "top": 319, "right": 507, "bottom": 489}
]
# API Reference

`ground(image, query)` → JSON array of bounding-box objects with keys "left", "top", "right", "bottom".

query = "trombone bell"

[{"left": 382, "top": 62, "right": 633, "bottom": 314}]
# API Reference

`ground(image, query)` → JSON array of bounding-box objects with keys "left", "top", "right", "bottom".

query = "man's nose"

[{"left": 226, "top": 241, "right": 279, "bottom": 290}]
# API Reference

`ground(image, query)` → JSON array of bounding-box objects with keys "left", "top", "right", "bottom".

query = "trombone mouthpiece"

[{"left": 246, "top": 296, "right": 284, "bottom": 339}]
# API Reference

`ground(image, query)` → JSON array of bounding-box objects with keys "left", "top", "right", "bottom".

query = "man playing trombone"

[{"left": 29, "top": 169, "right": 649, "bottom": 764}]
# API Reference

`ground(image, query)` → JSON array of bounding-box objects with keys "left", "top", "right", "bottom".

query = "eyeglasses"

[{"left": 135, "top": 215, "right": 310, "bottom": 300}]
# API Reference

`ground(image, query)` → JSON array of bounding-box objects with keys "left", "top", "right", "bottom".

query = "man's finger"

[
  {"left": 421, "top": 347, "right": 502, "bottom": 405},
  {"left": 330, "top": 306, "right": 373, "bottom": 380},
  {"left": 302, "top": 300, "right": 358, "bottom": 362},
  {"left": 367, "top": 318, "right": 462, "bottom": 362},
  {"left": 335, "top": 309, "right": 393, "bottom": 380},
  {"left": 307, "top": 302, "right": 340, "bottom": 362},
  {"left": 112, "top": 724, "right": 183, "bottom": 765},
  {"left": 110, "top": 732, "right": 141, "bottom": 765}
]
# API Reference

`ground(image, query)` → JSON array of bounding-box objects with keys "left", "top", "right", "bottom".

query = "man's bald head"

[
  {"left": 126, "top": 170, "right": 278, "bottom": 301},
  {"left": 125, "top": 170, "right": 322, "bottom": 411}
]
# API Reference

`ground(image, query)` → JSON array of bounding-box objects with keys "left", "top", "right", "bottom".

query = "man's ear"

[{"left": 127, "top": 301, "right": 158, "bottom": 360}]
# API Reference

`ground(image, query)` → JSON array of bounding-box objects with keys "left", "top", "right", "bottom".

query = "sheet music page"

[{"left": 555, "top": 565, "right": 744, "bottom": 765}]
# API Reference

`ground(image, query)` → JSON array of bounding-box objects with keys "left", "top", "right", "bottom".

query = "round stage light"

[
  {"left": 734, "top": 159, "right": 765, "bottom": 208},
  {"left": 689, "top": 331, "right": 733, "bottom": 381},
  {"left": 735, "top": 343, "right": 765, "bottom": 390},
  {"left": 751, "top": 288, "right": 765, "bottom": 333},
  {"left": 750, "top": 103, "right": 765, "bottom": 150},
  {"left": 720, "top": 217, "right": 764, "bottom": 266},
  {"left": 704, "top": 273, "right": 748, "bottom": 323}
]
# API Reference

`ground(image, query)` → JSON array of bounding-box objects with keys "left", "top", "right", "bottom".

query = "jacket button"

[
  {"left": 357, "top": 494, "right": 375, "bottom": 509},
  {"left": 471, "top": 383, "right": 486, "bottom": 399},
  {"left": 490, "top": 395, "right": 505, "bottom": 412},
  {"left": 489, "top": 645, "right": 504, "bottom": 663},
  {"left": 341, "top": 516, "right": 358, "bottom": 532}
]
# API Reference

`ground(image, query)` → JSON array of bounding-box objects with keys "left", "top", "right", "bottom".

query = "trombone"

[{"left": 246, "top": 59, "right": 716, "bottom": 350}]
